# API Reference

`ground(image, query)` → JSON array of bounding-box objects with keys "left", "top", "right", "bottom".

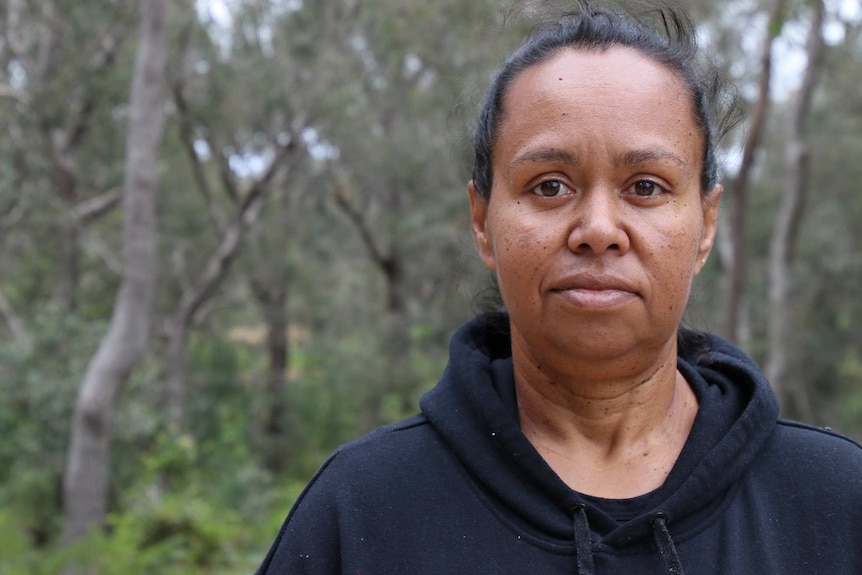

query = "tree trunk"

[
  {"left": 382, "top": 255, "right": 405, "bottom": 317},
  {"left": 51, "top": 99, "right": 82, "bottom": 314},
  {"left": 61, "top": 221, "right": 80, "bottom": 313},
  {"left": 766, "top": 0, "right": 824, "bottom": 420},
  {"left": 724, "top": 0, "right": 787, "bottom": 342},
  {"left": 60, "top": 0, "right": 167, "bottom": 551},
  {"left": 165, "top": 319, "right": 190, "bottom": 430},
  {"left": 251, "top": 282, "right": 290, "bottom": 472}
]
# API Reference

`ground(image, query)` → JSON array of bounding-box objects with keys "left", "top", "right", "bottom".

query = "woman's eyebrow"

[
  {"left": 507, "top": 148, "right": 579, "bottom": 178},
  {"left": 614, "top": 148, "right": 688, "bottom": 168}
]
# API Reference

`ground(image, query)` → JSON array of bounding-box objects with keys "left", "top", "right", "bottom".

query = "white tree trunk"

[{"left": 61, "top": 0, "right": 167, "bottom": 548}]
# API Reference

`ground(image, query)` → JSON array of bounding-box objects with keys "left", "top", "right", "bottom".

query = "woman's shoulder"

[
  {"left": 297, "top": 413, "right": 455, "bottom": 501},
  {"left": 330, "top": 413, "right": 439, "bottom": 471},
  {"left": 256, "top": 415, "right": 452, "bottom": 574},
  {"left": 773, "top": 419, "right": 862, "bottom": 457},
  {"left": 759, "top": 419, "right": 862, "bottom": 492}
]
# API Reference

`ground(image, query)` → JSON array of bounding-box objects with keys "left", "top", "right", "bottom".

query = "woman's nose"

[{"left": 566, "top": 191, "right": 630, "bottom": 256}]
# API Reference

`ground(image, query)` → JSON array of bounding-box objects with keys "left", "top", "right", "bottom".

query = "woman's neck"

[{"left": 512, "top": 338, "right": 698, "bottom": 499}]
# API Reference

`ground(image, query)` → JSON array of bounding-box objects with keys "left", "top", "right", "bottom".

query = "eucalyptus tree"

[
  {"left": 721, "top": 0, "right": 790, "bottom": 343},
  {"left": 163, "top": 1, "right": 305, "bottom": 434},
  {"left": 61, "top": 0, "right": 168, "bottom": 553},
  {"left": 761, "top": 3, "right": 862, "bottom": 430},
  {"left": 0, "top": 0, "right": 136, "bottom": 315}
]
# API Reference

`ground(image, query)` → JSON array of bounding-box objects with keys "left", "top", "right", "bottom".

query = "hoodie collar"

[{"left": 420, "top": 314, "right": 779, "bottom": 550}]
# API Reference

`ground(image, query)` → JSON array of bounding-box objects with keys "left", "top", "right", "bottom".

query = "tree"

[
  {"left": 724, "top": 0, "right": 789, "bottom": 343},
  {"left": 766, "top": 0, "right": 825, "bottom": 418},
  {"left": 61, "top": 0, "right": 167, "bottom": 549},
  {"left": 2, "top": 0, "right": 135, "bottom": 313},
  {"left": 161, "top": 140, "right": 296, "bottom": 431},
  {"left": 164, "top": 2, "right": 304, "bottom": 433}
]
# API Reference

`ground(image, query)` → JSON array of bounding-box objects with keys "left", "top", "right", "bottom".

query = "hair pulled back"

[{"left": 471, "top": 0, "right": 740, "bottom": 197}]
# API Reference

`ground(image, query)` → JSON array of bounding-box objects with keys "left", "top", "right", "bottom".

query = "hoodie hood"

[{"left": 420, "top": 313, "right": 780, "bottom": 556}]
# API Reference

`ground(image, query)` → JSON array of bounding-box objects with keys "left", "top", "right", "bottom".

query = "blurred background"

[{"left": 0, "top": 0, "right": 860, "bottom": 572}]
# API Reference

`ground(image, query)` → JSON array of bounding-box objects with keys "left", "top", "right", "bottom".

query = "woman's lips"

[
  {"left": 551, "top": 287, "right": 637, "bottom": 309},
  {"left": 549, "top": 274, "right": 639, "bottom": 309}
]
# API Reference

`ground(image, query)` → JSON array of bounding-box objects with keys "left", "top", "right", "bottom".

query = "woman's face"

[{"left": 470, "top": 47, "right": 721, "bottom": 370}]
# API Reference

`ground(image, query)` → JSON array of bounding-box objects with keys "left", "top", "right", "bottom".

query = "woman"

[{"left": 257, "top": 2, "right": 862, "bottom": 573}]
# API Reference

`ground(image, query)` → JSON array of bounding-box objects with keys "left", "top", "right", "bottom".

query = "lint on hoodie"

[{"left": 256, "top": 313, "right": 862, "bottom": 574}]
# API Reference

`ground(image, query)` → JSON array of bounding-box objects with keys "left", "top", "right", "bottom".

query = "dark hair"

[{"left": 471, "top": 0, "right": 740, "bottom": 197}]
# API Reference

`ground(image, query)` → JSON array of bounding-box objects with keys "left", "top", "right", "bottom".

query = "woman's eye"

[
  {"left": 631, "top": 180, "right": 664, "bottom": 197},
  {"left": 531, "top": 180, "right": 569, "bottom": 197}
]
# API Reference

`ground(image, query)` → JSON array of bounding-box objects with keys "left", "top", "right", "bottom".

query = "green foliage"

[
  {"left": 0, "top": 394, "right": 305, "bottom": 574},
  {"left": 0, "top": 481, "right": 296, "bottom": 575},
  {"left": 0, "top": 309, "right": 105, "bottom": 543},
  {"left": 0, "top": 509, "right": 36, "bottom": 574}
]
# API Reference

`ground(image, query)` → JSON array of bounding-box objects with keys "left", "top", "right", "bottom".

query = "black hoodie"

[{"left": 256, "top": 315, "right": 862, "bottom": 574}]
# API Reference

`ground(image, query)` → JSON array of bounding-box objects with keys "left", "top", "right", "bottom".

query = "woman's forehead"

[
  {"left": 503, "top": 47, "right": 692, "bottom": 121},
  {"left": 494, "top": 46, "right": 702, "bottom": 172}
]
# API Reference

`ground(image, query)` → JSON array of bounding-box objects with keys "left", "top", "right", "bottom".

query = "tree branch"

[
  {"left": 0, "top": 286, "right": 28, "bottom": 344},
  {"left": 171, "top": 75, "right": 227, "bottom": 234},
  {"left": 212, "top": 133, "right": 241, "bottom": 204},
  {"left": 177, "top": 139, "right": 297, "bottom": 327},
  {"left": 0, "top": 84, "right": 27, "bottom": 102},
  {"left": 332, "top": 178, "right": 390, "bottom": 271},
  {"left": 72, "top": 189, "right": 122, "bottom": 224}
]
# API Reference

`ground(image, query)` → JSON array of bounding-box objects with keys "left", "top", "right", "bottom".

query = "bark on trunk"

[
  {"left": 724, "top": 0, "right": 787, "bottom": 342},
  {"left": 766, "top": 0, "right": 824, "bottom": 420},
  {"left": 60, "top": 0, "right": 167, "bottom": 550}
]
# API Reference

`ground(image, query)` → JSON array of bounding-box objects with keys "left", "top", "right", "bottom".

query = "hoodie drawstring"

[
  {"left": 571, "top": 508, "right": 686, "bottom": 575},
  {"left": 572, "top": 505, "right": 595, "bottom": 575},
  {"left": 651, "top": 513, "right": 686, "bottom": 575}
]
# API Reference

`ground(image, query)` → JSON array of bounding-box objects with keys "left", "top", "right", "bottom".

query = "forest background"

[{"left": 1, "top": 0, "right": 861, "bottom": 573}]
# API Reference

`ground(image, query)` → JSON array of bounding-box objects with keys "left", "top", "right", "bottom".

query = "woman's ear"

[
  {"left": 695, "top": 183, "right": 723, "bottom": 275},
  {"left": 469, "top": 180, "right": 496, "bottom": 271}
]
